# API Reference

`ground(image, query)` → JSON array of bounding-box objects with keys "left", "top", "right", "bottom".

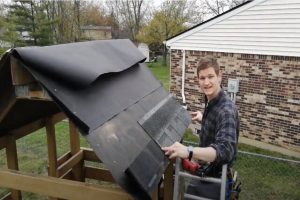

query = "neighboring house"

[
  {"left": 0, "top": 40, "right": 11, "bottom": 48},
  {"left": 0, "top": 27, "right": 33, "bottom": 48},
  {"left": 138, "top": 43, "right": 150, "bottom": 62},
  {"left": 166, "top": 0, "right": 300, "bottom": 152},
  {"left": 0, "top": 27, "right": 11, "bottom": 48},
  {"left": 81, "top": 25, "right": 112, "bottom": 40},
  {"left": 20, "top": 30, "right": 33, "bottom": 41}
]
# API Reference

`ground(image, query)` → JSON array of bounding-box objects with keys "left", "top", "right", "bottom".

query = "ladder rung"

[
  {"left": 184, "top": 193, "right": 214, "bottom": 200},
  {"left": 178, "top": 171, "right": 222, "bottom": 184}
]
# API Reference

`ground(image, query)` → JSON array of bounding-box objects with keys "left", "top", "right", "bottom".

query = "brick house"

[{"left": 166, "top": 0, "right": 300, "bottom": 152}]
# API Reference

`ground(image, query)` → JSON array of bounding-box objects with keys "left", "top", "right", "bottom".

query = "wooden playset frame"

[{"left": 0, "top": 56, "right": 174, "bottom": 200}]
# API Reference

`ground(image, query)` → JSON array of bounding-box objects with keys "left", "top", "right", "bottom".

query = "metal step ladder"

[{"left": 173, "top": 158, "right": 228, "bottom": 200}]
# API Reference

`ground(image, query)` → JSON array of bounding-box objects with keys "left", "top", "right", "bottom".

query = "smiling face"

[{"left": 198, "top": 66, "right": 222, "bottom": 101}]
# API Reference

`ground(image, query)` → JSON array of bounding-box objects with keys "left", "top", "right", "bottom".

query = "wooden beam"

[
  {"left": 46, "top": 117, "right": 60, "bottom": 200},
  {"left": 57, "top": 151, "right": 72, "bottom": 167},
  {"left": 0, "top": 57, "right": 16, "bottom": 123},
  {"left": 0, "top": 170, "right": 133, "bottom": 200},
  {"left": 0, "top": 112, "right": 65, "bottom": 150},
  {"left": 10, "top": 56, "right": 35, "bottom": 86},
  {"left": 11, "top": 112, "right": 65, "bottom": 139},
  {"left": 84, "top": 166, "right": 115, "bottom": 183},
  {"left": 5, "top": 136, "right": 21, "bottom": 200},
  {"left": 11, "top": 55, "right": 50, "bottom": 101},
  {"left": 6, "top": 136, "right": 18, "bottom": 170},
  {"left": 0, "top": 94, "right": 16, "bottom": 122},
  {"left": 69, "top": 120, "right": 83, "bottom": 181},
  {"left": 57, "top": 150, "right": 83, "bottom": 177},
  {"left": 0, "top": 193, "right": 11, "bottom": 200},
  {"left": 82, "top": 148, "right": 101, "bottom": 162},
  {"left": 152, "top": 188, "right": 158, "bottom": 200},
  {"left": 15, "top": 84, "right": 51, "bottom": 101},
  {"left": 163, "top": 162, "right": 174, "bottom": 200},
  {"left": 59, "top": 169, "right": 73, "bottom": 180},
  {"left": 46, "top": 118, "right": 58, "bottom": 178},
  {"left": 69, "top": 120, "right": 80, "bottom": 154}
]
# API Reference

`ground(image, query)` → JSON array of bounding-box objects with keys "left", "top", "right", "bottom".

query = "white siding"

[{"left": 166, "top": 0, "right": 300, "bottom": 57}]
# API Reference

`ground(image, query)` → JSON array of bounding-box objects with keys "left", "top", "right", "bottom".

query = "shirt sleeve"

[{"left": 209, "top": 108, "right": 238, "bottom": 165}]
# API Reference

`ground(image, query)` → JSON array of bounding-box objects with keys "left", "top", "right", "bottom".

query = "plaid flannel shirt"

[{"left": 200, "top": 89, "right": 239, "bottom": 168}]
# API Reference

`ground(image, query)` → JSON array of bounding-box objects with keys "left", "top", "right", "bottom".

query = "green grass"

[
  {"left": 235, "top": 154, "right": 300, "bottom": 200},
  {"left": 147, "top": 59, "right": 170, "bottom": 90},
  {"left": 183, "top": 128, "right": 199, "bottom": 143}
]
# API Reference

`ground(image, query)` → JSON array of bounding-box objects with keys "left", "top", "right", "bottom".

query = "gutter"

[{"left": 181, "top": 49, "right": 187, "bottom": 109}]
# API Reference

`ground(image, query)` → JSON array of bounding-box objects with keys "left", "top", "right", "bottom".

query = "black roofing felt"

[
  {"left": 2, "top": 39, "right": 191, "bottom": 199},
  {"left": 12, "top": 39, "right": 154, "bottom": 133},
  {"left": 13, "top": 39, "right": 146, "bottom": 88}
]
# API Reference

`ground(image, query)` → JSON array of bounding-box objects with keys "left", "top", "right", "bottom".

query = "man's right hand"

[{"left": 191, "top": 111, "right": 203, "bottom": 122}]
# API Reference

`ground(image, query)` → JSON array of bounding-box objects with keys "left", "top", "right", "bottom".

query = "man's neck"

[{"left": 207, "top": 87, "right": 221, "bottom": 102}]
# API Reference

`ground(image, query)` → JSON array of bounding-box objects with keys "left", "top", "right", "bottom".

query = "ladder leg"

[
  {"left": 220, "top": 164, "right": 227, "bottom": 200},
  {"left": 173, "top": 158, "right": 181, "bottom": 200}
]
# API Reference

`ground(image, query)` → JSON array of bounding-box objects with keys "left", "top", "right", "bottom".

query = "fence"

[
  {"left": 235, "top": 150, "right": 300, "bottom": 200},
  {"left": 0, "top": 125, "right": 299, "bottom": 200}
]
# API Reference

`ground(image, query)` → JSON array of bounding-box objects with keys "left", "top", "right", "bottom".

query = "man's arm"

[
  {"left": 162, "top": 142, "right": 217, "bottom": 162},
  {"left": 210, "top": 108, "right": 238, "bottom": 164}
]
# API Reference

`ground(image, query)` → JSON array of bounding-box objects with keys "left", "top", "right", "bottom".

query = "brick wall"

[{"left": 170, "top": 49, "right": 300, "bottom": 151}]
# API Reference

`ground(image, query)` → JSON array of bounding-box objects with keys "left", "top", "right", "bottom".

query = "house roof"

[
  {"left": 81, "top": 25, "right": 112, "bottom": 31},
  {"left": 166, "top": 0, "right": 300, "bottom": 57},
  {"left": 167, "top": 0, "right": 252, "bottom": 41}
]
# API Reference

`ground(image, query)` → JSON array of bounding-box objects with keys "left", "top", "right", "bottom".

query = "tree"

[
  {"left": 1, "top": 15, "right": 23, "bottom": 48},
  {"left": 50, "top": 1, "right": 81, "bottom": 43},
  {"left": 2, "top": 0, "right": 54, "bottom": 46},
  {"left": 80, "top": 2, "right": 107, "bottom": 26},
  {"left": 106, "top": 0, "right": 150, "bottom": 41},
  {"left": 202, "top": 0, "right": 248, "bottom": 16},
  {"left": 137, "top": 0, "right": 202, "bottom": 65},
  {"left": 32, "top": 1, "right": 53, "bottom": 45},
  {"left": 2, "top": 0, "right": 116, "bottom": 46}
]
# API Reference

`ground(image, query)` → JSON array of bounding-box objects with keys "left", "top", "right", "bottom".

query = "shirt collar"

[{"left": 207, "top": 89, "right": 224, "bottom": 108}]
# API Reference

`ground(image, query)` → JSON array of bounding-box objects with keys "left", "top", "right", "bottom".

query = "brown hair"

[{"left": 197, "top": 57, "right": 220, "bottom": 77}]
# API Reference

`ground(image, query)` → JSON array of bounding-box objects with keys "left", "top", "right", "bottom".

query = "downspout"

[{"left": 181, "top": 49, "right": 187, "bottom": 109}]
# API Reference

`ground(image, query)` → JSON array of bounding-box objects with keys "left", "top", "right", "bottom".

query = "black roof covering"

[
  {"left": 13, "top": 39, "right": 146, "bottom": 87},
  {"left": 1, "top": 39, "right": 191, "bottom": 199}
]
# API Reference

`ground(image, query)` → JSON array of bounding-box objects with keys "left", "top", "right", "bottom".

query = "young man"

[{"left": 162, "top": 57, "right": 239, "bottom": 199}]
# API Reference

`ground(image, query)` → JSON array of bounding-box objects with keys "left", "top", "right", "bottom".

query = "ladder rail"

[{"left": 173, "top": 158, "right": 181, "bottom": 200}]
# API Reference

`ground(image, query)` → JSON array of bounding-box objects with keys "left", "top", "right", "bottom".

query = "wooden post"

[
  {"left": 163, "top": 162, "right": 174, "bottom": 200},
  {"left": 6, "top": 136, "right": 22, "bottom": 200},
  {"left": 152, "top": 188, "right": 159, "bottom": 200},
  {"left": 45, "top": 118, "right": 58, "bottom": 200},
  {"left": 69, "top": 120, "right": 84, "bottom": 182}
]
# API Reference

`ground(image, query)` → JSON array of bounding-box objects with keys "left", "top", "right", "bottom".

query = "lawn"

[
  {"left": 148, "top": 60, "right": 170, "bottom": 90},
  {"left": 0, "top": 59, "right": 299, "bottom": 199}
]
